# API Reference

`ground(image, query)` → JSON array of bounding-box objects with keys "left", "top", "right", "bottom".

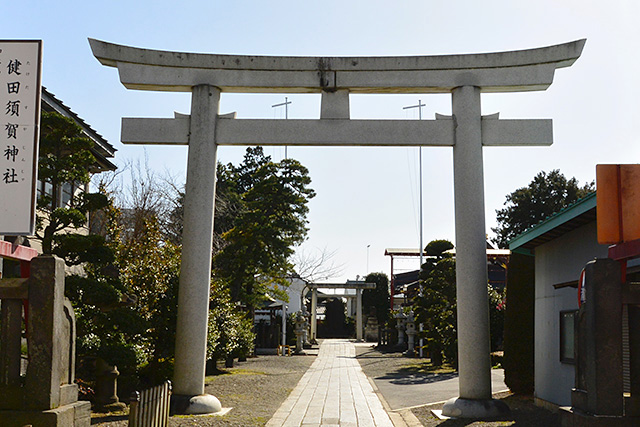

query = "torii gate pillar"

[
  {"left": 171, "top": 85, "right": 222, "bottom": 413},
  {"left": 445, "top": 85, "right": 502, "bottom": 415}
]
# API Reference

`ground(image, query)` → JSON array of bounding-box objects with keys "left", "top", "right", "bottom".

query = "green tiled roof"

[{"left": 508, "top": 192, "right": 597, "bottom": 251}]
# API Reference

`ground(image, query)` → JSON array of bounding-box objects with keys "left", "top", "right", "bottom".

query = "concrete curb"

[{"left": 366, "top": 376, "right": 422, "bottom": 427}]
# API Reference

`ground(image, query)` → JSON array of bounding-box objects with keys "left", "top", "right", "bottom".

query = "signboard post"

[{"left": 0, "top": 40, "right": 42, "bottom": 236}]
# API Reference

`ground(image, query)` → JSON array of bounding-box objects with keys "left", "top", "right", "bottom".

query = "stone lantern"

[
  {"left": 294, "top": 311, "right": 307, "bottom": 354},
  {"left": 404, "top": 311, "right": 417, "bottom": 357}
]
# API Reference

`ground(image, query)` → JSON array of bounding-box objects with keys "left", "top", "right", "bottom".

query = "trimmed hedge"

[{"left": 503, "top": 252, "right": 535, "bottom": 395}]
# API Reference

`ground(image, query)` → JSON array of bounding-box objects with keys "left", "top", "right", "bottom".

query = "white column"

[
  {"left": 281, "top": 305, "right": 287, "bottom": 347},
  {"left": 173, "top": 85, "right": 221, "bottom": 399},
  {"left": 311, "top": 288, "right": 317, "bottom": 341},
  {"left": 356, "top": 288, "right": 363, "bottom": 342},
  {"left": 451, "top": 85, "right": 492, "bottom": 400}
]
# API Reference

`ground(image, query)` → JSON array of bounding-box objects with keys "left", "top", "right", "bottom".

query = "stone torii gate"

[
  {"left": 90, "top": 38, "right": 584, "bottom": 417},
  {"left": 308, "top": 281, "right": 376, "bottom": 342}
]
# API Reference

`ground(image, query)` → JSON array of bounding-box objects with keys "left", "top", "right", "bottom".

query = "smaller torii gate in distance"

[
  {"left": 308, "top": 281, "right": 376, "bottom": 342},
  {"left": 90, "top": 38, "right": 585, "bottom": 418}
]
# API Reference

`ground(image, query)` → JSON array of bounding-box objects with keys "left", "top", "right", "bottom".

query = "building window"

[
  {"left": 560, "top": 310, "right": 577, "bottom": 364},
  {"left": 61, "top": 182, "right": 74, "bottom": 207},
  {"left": 36, "top": 179, "right": 83, "bottom": 209}
]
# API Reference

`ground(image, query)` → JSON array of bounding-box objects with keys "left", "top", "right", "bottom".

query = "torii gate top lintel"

[
  {"left": 89, "top": 38, "right": 585, "bottom": 94},
  {"left": 308, "top": 282, "right": 376, "bottom": 290}
]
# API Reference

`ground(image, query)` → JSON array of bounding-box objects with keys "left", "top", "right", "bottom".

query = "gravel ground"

[
  {"left": 92, "top": 343, "right": 560, "bottom": 426},
  {"left": 91, "top": 353, "right": 315, "bottom": 426}
]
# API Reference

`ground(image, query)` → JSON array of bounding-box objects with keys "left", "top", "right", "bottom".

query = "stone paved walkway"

[{"left": 266, "top": 339, "right": 395, "bottom": 427}]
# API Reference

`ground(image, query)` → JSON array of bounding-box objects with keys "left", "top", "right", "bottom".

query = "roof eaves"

[
  {"left": 508, "top": 192, "right": 597, "bottom": 250},
  {"left": 41, "top": 87, "right": 116, "bottom": 158}
]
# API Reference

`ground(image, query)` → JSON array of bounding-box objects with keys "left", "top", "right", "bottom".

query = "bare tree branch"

[{"left": 293, "top": 246, "right": 344, "bottom": 283}]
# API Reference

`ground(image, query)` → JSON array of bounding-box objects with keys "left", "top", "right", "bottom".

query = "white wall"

[
  {"left": 534, "top": 221, "right": 609, "bottom": 406},
  {"left": 282, "top": 277, "right": 307, "bottom": 313}
]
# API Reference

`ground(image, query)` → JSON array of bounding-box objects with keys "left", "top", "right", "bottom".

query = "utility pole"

[
  {"left": 366, "top": 244, "right": 370, "bottom": 275},
  {"left": 403, "top": 99, "right": 426, "bottom": 357},
  {"left": 272, "top": 96, "right": 292, "bottom": 159}
]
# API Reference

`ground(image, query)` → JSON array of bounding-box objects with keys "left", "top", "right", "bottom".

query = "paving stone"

[{"left": 266, "top": 339, "right": 395, "bottom": 426}]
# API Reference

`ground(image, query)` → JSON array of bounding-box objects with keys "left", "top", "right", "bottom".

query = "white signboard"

[{"left": 0, "top": 40, "right": 42, "bottom": 235}]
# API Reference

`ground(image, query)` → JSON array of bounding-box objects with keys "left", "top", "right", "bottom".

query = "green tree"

[
  {"left": 362, "top": 272, "right": 390, "bottom": 325},
  {"left": 63, "top": 196, "right": 145, "bottom": 386},
  {"left": 206, "top": 280, "right": 256, "bottom": 365},
  {"left": 492, "top": 170, "right": 593, "bottom": 248},
  {"left": 413, "top": 240, "right": 457, "bottom": 366},
  {"left": 118, "top": 215, "right": 181, "bottom": 363},
  {"left": 488, "top": 284, "right": 506, "bottom": 352},
  {"left": 213, "top": 147, "right": 315, "bottom": 310},
  {"left": 36, "top": 111, "right": 108, "bottom": 254},
  {"left": 34, "top": 111, "right": 143, "bottom": 379}
]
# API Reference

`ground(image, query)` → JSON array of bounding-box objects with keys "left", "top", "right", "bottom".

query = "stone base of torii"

[{"left": 90, "top": 37, "right": 584, "bottom": 418}]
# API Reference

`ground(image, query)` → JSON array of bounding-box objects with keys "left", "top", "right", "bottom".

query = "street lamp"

[{"left": 366, "top": 244, "right": 371, "bottom": 275}]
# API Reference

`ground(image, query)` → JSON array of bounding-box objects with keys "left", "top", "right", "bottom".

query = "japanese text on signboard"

[{"left": 0, "top": 40, "right": 42, "bottom": 235}]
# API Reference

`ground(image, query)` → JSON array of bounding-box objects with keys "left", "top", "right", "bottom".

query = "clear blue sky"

[{"left": 8, "top": 1, "right": 640, "bottom": 282}]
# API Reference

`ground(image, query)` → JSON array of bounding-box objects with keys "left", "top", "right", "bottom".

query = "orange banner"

[{"left": 596, "top": 164, "right": 640, "bottom": 244}]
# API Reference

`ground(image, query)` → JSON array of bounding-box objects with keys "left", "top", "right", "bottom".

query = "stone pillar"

[
  {"left": 310, "top": 288, "right": 317, "bottom": 342},
  {"left": 172, "top": 85, "right": 222, "bottom": 414},
  {"left": 628, "top": 304, "right": 640, "bottom": 416},
  {"left": 356, "top": 288, "right": 363, "bottom": 342},
  {"left": 0, "top": 255, "right": 91, "bottom": 426},
  {"left": 443, "top": 86, "right": 508, "bottom": 418},
  {"left": 0, "top": 298, "right": 22, "bottom": 386},
  {"left": 571, "top": 259, "right": 623, "bottom": 415},
  {"left": 395, "top": 311, "right": 406, "bottom": 347}
]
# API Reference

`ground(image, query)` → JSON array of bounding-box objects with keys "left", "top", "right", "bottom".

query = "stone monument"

[
  {"left": 560, "top": 258, "right": 640, "bottom": 425},
  {"left": 364, "top": 308, "right": 379, "bottom": 342},
  {"left": 0, "top": 256, "right": 91, "bottom": 426},
  {"left": 395, "top": 310, "right": 406, "bottom": 349}
]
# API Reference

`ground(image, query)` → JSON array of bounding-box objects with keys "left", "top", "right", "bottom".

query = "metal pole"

[
  {"left": 404, "top": 100, "right": 426, "bottom": 358},
  {"left": 272, "top": 97, "right": 292, "bottom": 159},
  {"left": 366, "top": 244, "right": 370, "bottom": 275}
]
